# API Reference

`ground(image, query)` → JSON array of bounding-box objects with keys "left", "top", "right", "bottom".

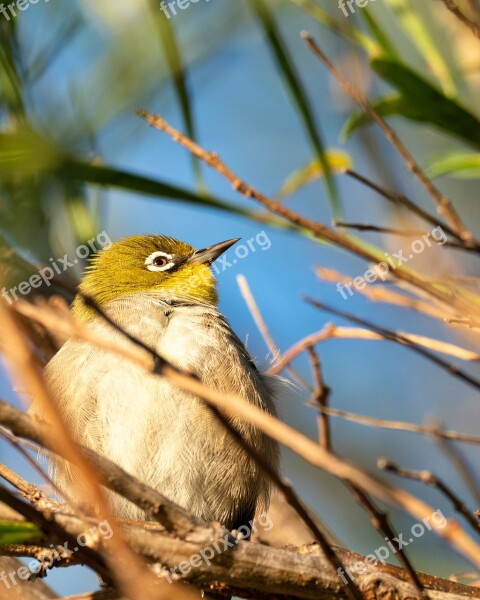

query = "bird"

[{"left": 32, "top": 234, "right": 280, "bottom": 535}]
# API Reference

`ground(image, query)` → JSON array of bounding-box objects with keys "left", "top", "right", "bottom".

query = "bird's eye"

[
  {"left": 145, "top": 251, "right": 175, "bottom": 272},
  {"left": 153, "top": 256, "right": 168, "bottom": 267}
]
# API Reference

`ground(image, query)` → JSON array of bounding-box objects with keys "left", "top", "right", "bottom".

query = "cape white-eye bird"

[{"left": 33, "top": 235, "right": 280, "bottom": 532}]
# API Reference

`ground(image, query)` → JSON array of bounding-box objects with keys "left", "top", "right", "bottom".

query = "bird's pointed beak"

[{"left": 189, "top": 238, "right": 241, "bottom": 265}]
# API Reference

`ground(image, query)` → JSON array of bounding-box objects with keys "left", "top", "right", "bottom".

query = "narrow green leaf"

[
  {"left": 250, "top": 0, "right": 342, "bottom": 219},
  {"left": 277, "top": 151, "right": 353, "bottom": 200},
  {"left": 59, "top": 159, "right": 249, "bottom": 215},
  {"left": 360, "top": 8, "right": 398, "bottom": 57},
  {"left": 426, "top": 152, "right": 480, "bottom": 179},
  {"left": 342, "top": 59, "right": 480, "bottom": 149},
  {"left": 0, "top": 128, "right": 60, "bottom": 176},
  {"left": 386, "top": 0, "right": 456, "bottom": 96},
  {"left": 0, "top": 521, "right": 42, "bottom": 545},
  {"left": 148, "top": 0, "right": 204, "bottom": 190}
]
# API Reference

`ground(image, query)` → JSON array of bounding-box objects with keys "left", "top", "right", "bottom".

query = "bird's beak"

[{"left": 189, "top": 238, "right": 241, "bottom": 265}]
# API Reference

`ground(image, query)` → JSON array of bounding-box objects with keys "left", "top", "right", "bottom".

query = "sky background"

[{"left": 1, "top": 0, "right": 480, "bottom": 595}]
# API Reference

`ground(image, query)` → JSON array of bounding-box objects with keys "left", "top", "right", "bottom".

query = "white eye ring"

[{"left": 145, "top": 251, "right": 175, "bottom": 272}]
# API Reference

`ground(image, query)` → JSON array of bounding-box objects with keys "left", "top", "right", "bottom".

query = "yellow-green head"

[{"left": 72, "top": 235, "right": 239, "bottom": 321}]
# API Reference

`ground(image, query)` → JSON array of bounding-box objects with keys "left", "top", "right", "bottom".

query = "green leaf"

[
  {"left": 360, "top": 8, "right": 398, "bottom": 58},
  {"left": 0, "top": 22, "right": 25, "bottom": 120},
  {"left": 0, "top": 128, "right": 60, "bottom": 176},
  {"left": 57, "top": 159, "right": 319, "bottom": 236},
  {"left": 148, "top": 0, "right": 204, "bottom": 190},
  {"left": 0, "top": 521, "right": 42, "bottom": 545},
  {"left": 385, "top": 0, "right": 456, "bottom": 96},
  {"left": 426, "top": 152, "right": 480, "bottom": 179},
  {"left": 277, "top": 151, "right": 353, "bottom": 200},
  {"left": 59, "top": 159, "right": 251, "bottom": 216},
  {"left": 342, "top": 94, "right": 412, "bottom": 139},
  {"left": 249, "top": 0, "right": 342, "bottom": 219},
  {"left": 342, "top": 59, "right": 480, "bottom": 149}
]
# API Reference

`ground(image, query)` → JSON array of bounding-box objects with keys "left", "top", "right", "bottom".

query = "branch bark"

[{"left": 1, "top": 504, "right": 479, "bottom": 600}]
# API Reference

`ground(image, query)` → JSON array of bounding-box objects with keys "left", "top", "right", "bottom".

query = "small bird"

[{"left": 34, "top": 235, "right": 280, "bottom": 532}]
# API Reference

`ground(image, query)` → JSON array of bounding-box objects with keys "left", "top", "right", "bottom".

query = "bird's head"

[{"left": 72, "top": 235, "right": 239, "bottom": 321}]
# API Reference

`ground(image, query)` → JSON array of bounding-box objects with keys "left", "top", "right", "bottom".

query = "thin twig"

[
  {"left": 302, "top": 33, "right": 473, "bottom": 242},
  {"left": 269, "top": 323, "right": 480, "bottom": 378},
  {"left": 304, "top": 350, "right": 425, "bottom": 593},
  {"left": 379, "top": 458, "right": 480, "bottom": 535},
  {"left": 333, "top": 221, "right": 473, "bottom": 251},
  {"left": 236, "top": 274, "right": 312, "bottom": 391},
  {"left": 237, "top": 274, "right": 279, "bottom": 357},
  {"left": 315, "top": 267, "right": 450, "bottom": 321},
  {"left": 0, "top": 462, "right": 51, "bottom": 506},
  {"left": 439, "top": 0, "right": 480, "bottom": 38},
  {"left": 306, "top": 347, "right": 331, "bottom": 450},
  {"left": 345, "top": 169, "right": 475, "bottom": 248},
  {"left": 0, "top": 426, "right": 69, "bottom": 504},
  {"left": 437, "top": 438, "right": 480, "bottom": 506},
  {"left": 320, "top": 406, "right": 480, "bottom": 445},
  {"left": 304, "top": 297, "right": 480, "bottom": 391},
  {"left": 347, "top": 485, "right": 426, "bottom": 595}
]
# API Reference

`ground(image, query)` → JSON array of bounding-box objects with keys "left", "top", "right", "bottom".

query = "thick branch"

[{"left": 1, "top": 505, "right": 479, "bottom": 600}]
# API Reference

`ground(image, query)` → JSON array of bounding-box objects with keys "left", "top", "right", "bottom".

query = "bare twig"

[
  {"left": 0, "top": 463, "right": 58, "bottom": 512},
  {"left": 315, "top": 267, "right": 450, "bottom": 321},
  {"left": 237, "top": 274, "right": 279, "bottom": 358},
  {"left": 237, "top": 274, "right": 312, "bottom": 391},
  {"left": 347, "top": 485, "right": 425, "bottom": 595},
  {"left": 305, "top": 351, "right": 424, "bottom": 593},
  {"left": 269, "top": 322, "right": 480, "bottom": 378},
  {"left": 379, "top": 458, "right": 480, "bottom": 535},
  {"left": 304, "top": 297, "right": 480, "bottom": 391},
  {"left": 344, "top": 169, "right": 475, "bottom": 248},
  {"left": 302, "top": 33, "right": 473, "bottom": 242},
  {"left": 437, "top": 439, "right": 480, "bottom": 506},
  {"left": 439, "top": 0, "right": 480, "bottom": 38},
  {"left": 306, "top": 347, "right": 331, "bottom": 450},
  {"left": 0, "top": 426, "right": 75, "bottom": 507},
  {"left": 320, "top": 406, "right": 480, "bottom": 446},
  {"left": 333, "top": 221, "right": 473, "bottom": 251}
]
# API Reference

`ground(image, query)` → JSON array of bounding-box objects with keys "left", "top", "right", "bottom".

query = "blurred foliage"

[{"left": 0, "top": 520, "right": 42, "bottom": 545}]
